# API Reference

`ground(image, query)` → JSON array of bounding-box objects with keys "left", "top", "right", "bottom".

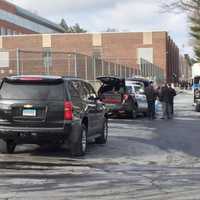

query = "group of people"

[{"left": 145, "top": 82, "right": 176, "bottom": 120}]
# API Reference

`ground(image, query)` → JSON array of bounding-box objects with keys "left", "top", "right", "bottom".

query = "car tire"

[
  {"left": 95, "top": 118, "right": 108, "bottom": 144},
  {"left": 195, "top": 104, "right": 200, "bottom": 112},
  {"left": 70, "top": 125, "right": 87, "bottom": 156},
  {"left": 129, "top": 106, "right": 137, "bottom": 119},
  {"left": 6, "top": 140, "right": 16, "bottom": 154}
]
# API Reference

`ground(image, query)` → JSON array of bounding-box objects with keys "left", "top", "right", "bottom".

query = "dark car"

[
  {"left": 97, "top": 76, "right": 138, "bottom": 118},
  {"left": 0, "top": 75, "right": 108, "bottom": 156}
]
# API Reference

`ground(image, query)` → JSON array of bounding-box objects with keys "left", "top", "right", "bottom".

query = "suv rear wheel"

[
  {"left": 195, "top": 104, "right": 200, "bottom": 112},
  {"left": 95, "top": 118, "right": 108, "bottom": 144},
  {"left": 70, "top": 125, "right": 87, "bottom": 156},
  {"left": 6, "top": 140, "right": 16, "bottom": 154}
]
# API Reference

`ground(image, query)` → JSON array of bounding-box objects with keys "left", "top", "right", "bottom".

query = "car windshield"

[
  {"left": 126, "top": 86, "right": 133, "bottom": 94},
  {"left": 0, "top": 82, "right": 64, "bottom": 100},
  {"left": 133, "top": 85, "right": 142, "bottom": 93}
]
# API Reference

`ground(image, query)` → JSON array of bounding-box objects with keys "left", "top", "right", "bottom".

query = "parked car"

[
  {"left": 0, "top": 75, "right": 108, "bottom": 156},
  {"left": 127, "top": 77, "right": 150, "bottom": 88},
  {"left": 97, "top": 76, "right": 138, "bottom": 118},
  {"left": 126, "top": 80, "right": 148, "bottom": 116}
]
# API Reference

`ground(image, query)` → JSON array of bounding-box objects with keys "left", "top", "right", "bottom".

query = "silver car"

[{"left": 126, "top": 81, "right": 148, "bottom": 115}]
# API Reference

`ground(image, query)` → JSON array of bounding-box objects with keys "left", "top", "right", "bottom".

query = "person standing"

[
  {"left": 145, "top": 82, "right": 157, "bottom": 120},
  {"left": 168, "top": 83, "right": 176, "bottom": 116},
  {"left": 160, "top": 83, "right": 171, "bottom": 119}
]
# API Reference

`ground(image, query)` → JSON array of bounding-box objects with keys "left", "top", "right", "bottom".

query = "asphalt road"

[{"left": 0, "top": 92, "right": 200, "bottom": 200}]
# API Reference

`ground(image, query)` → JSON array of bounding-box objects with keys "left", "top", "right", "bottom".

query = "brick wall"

[{"left": 0, "top": 32, "right": 179, "bottom": 82}]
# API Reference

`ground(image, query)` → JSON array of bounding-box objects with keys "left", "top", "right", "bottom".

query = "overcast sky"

[{"left": 8, "top": 0, "right": 192, "bottom": 56}]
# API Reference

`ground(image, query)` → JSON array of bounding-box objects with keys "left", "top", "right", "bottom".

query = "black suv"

[{"left": 0, "top": 75, "right": 108, "bottom": 156}]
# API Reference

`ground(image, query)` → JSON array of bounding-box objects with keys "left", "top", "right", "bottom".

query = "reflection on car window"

[
  {"left": 134, "top": 85, "right": 141, "bottom": 93},
  {"left": 126, "top": 86, "right": 132, "bottom": 94},
  {"left": 68, "top": 81, "right": 80, "bottom": 98},
  {"left": 0, "top": 82, "right": 64, "bottom": 100},
  {"left": 81, "top": 82, "right": 90, "bottom": 101},
  {"left": 85, "top": 83, "right": 97, "bottom": 98}
]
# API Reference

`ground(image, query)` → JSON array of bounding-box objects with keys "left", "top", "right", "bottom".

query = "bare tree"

[
  {"left": 161, "top": 0, "right": 200, "bottom": 60},
  {"left": 161, "top": 0, "right": 200, "bottom": 13}
]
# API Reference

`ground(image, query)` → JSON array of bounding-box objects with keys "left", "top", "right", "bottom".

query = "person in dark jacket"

[
  {"left": 160, "top": 83, "right": 172, "bottom": 119},
  {"left": 168, "top": 83, "right": 176, "bottom": 115},
  {"left": 145, "top": 82, "right": 157, "bottom": 120}
]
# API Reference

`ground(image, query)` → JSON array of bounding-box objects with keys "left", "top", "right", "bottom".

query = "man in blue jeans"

[{"left": 145, "top": 82, "right": 157, "bottom": 120}]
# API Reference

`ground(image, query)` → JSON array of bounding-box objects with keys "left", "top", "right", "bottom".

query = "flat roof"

[
  {"left": 0, "top": 31, "right": 168, "bottom": 37},
  {"left": 4, "top": 0, "right": 64, "bottom": 33}
]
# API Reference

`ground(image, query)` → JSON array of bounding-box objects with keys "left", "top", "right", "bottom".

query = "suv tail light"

[
  {"left": 64, "top": 101, "right": 73, "bottom": 120},
  {"left": 123, "top": 94, "right": 129, "bottom": 101}
]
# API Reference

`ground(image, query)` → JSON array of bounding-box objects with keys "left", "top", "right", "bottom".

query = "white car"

[{"left": 126, "top": 81, "right": 148, "bottom": 115}]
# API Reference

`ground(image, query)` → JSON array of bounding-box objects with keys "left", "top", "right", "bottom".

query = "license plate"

[
  {"left": 22, "top": 109, "right": 36, "bottom": 117},
  {"left": 106, "top": 104, "right": 115, "bottom": 108}
]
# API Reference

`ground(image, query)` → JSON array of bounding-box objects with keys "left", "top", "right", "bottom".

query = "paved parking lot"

[{"left": 0, "top": 92, "right": 200, "bottom": 200}]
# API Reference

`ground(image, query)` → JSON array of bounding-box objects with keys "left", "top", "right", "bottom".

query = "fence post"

[
  {"left": 47, "top": 52, "right": 50, "bottom": 75},
  {"left": 74, "top": 53, "right": 77, "bottom": 77},
  {"left": 67, "top": 54, "right": 71, "bottom": 76},
  {"left": 93, "top": 56, "right": 96, "bottom": 80},
  {"left": 85, "top": 56, "right": 88, "bottom": 80},
  {"left": 101, "top": 59, "right": 104, "bottom": 76},
  {"left": 16, "top": 48, "right": 20, "bottom": 75},
  {"left": 108, "top": 62, "right": 111, "bottom": 75},
  {"left": 115, "top": 63, "right": 117, "bottom": 76}
]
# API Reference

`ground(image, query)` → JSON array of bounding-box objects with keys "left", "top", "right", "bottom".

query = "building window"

[
  {"left": 137, "top": 48, "right": 154, "bottom": 64},
  {"left": 7, "top": 29, "right": 12, "bottom": 35},
  {"left": 0, "top": 52, "right": 9, "bottom": 68},
  {"left": 1, "top": 27, "right": 6, "bottom": 35}
]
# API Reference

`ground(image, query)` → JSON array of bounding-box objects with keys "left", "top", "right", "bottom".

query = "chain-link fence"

[
  {"left": 13, "top": 49, "right": 135, "bottom": 80},
  {"left": 140, "top": 58, "right": 164, "bottom": 83},
  {"left": 0, "top": 49, "right": 164, "bottom": 84}
]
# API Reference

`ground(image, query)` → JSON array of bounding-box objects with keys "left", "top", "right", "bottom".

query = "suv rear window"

[{"left": 0, "top": 82, "right": 64, "bottom": 100}]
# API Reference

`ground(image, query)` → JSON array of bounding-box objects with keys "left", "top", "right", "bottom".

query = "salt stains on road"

[{"left": 0, "top": 93, "right": 200, "bottom": 199}]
